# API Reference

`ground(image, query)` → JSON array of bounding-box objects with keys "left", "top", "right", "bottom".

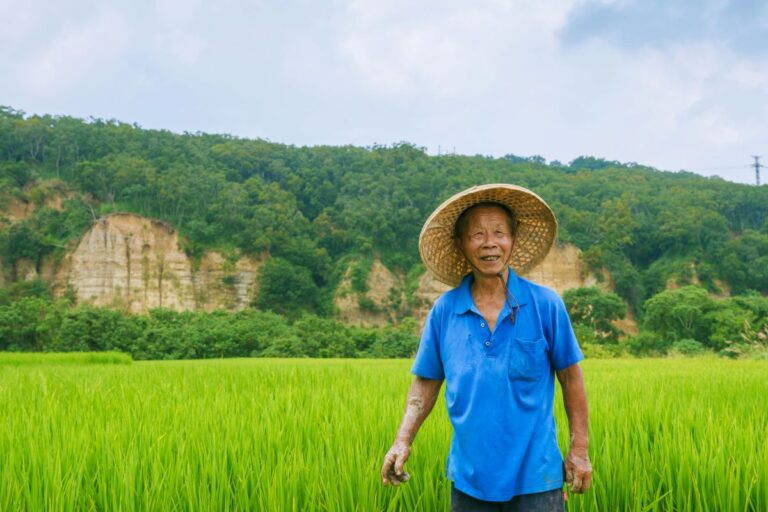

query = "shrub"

[
  {"left": 670, "top": 339, "right": 706, "bottom": 357},
  {"left": 625, "top": 331, "right": 670, "bottom": 357}
]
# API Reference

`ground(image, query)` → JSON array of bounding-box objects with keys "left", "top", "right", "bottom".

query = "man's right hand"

[{"left": 380, "top": 440, "right": 411, "bottom": 486}]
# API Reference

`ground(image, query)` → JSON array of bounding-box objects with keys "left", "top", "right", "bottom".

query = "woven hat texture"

[{"left": 418, "top": 184, "right": 558, "bottom": 287}]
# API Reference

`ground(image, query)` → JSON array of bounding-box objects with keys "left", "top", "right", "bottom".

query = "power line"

[
  {"left": 684, "top": 159, "right": 763, "bottom": 185},
  {"left": 684, "top": 164, "right": 747, "bottom": 172}
]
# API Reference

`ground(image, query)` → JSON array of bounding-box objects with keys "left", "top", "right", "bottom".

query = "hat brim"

[{"left": 418, "top": 184, "right": 558, "bottom": 287}]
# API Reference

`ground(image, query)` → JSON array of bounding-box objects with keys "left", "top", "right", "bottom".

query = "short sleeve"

[
  {"left": 547, "top": 294, "right": 585, "bottom": 371},
  {"left": 410, "top": 303, "right": 445, "bottom": 380}
]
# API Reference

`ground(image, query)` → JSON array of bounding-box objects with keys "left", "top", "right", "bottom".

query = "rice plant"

[
  {"left": 0, "top": 357, "right": 765, "bottom": 510},
  {"left": 0, "top": 351, "right": 132, "bottom": 366}
]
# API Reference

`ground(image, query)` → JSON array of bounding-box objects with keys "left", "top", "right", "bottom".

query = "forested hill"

[{"left": 2, "top": 106, "right": 768, "bottom": 316}]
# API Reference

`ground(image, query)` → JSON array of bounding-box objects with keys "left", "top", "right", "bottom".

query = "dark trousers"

[{"left": 450, "top": 484, "right": 565, "bottom": 512}]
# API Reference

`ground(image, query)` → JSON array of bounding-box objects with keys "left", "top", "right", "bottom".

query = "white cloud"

[
  {"left": 19, "top": 9, "right": 131, "bottom": 96},
  {"left": 0, "top": 1, "right": 37, "bottom": 43},
  {"left": 336, "top": 0, "right": 572, "bottom": 99},
  {"left": 154, "top": 0, "right": 203, "bottom": 26},
  {"left": 2, "top": 0, "right": 766, "bottom": 183},
  {"left": 155, "top": 30, "right": 206, "bottom": 65}
]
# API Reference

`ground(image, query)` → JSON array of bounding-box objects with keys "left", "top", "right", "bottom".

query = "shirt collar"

[{"left": 452, "top": 266, "right": 529, "bottom": 315}]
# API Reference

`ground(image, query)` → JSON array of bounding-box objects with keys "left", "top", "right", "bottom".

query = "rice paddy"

[{"left": 1, "top": 356, "right": 766, "bottom": 511}]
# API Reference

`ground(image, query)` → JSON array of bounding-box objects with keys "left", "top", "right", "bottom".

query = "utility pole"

[{"left": 752, "top": 155, "right": 762, "bottom": 186}]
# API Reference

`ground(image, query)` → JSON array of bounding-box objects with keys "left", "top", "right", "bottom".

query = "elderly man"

[{"left": 381, "top": 184, "right": 592, "bottom": 511}]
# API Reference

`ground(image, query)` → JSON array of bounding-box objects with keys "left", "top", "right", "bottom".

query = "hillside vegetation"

[{"left": 1, "top": 106, "right": 768, "bottom": 358}]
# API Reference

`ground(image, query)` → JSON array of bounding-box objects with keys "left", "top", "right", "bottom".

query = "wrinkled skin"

[
  {"left": 380, "top": 377, "right": 443, "bottom": 486},
  {"left": 557, "top": 363, "right": 593, "bottom": 494},
  {"left": 456, "top": 205, "right": 515, "bottom": 281}
]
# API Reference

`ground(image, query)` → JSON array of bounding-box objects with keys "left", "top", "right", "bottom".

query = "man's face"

[{"left": 456, "top": 205, "right": 515, "bottom": 278}]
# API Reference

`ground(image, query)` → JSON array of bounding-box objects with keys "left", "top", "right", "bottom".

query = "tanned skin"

[{"left": 380, "top": 377, "right": 443, "bottom": 486}]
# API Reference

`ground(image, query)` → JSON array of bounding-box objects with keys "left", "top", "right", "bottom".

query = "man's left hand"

[{"left": 564, "top": 446, "right": 592, "bottom": 493}]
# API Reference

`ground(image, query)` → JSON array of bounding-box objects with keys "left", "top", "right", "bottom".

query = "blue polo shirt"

[{"left": 411, "top": 268, "right": 584, "bottom": 502}]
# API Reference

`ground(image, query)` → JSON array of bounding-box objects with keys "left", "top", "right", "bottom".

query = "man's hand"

[
  {"left": 380, "top": 377, "right": 442, "bottom": 487},
  {"left": 557, "top": 363, "right": 591, "bottom": 494},
  {"left": 380, "top": 440, "right": 411, "bottom": 486},
  {"left": 564, "top": 445, "right": 592, "bottom": 493}
]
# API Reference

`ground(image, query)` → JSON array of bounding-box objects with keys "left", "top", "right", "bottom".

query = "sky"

[{"left": 1, "top": 0, "right": 767, "bottom": 184}]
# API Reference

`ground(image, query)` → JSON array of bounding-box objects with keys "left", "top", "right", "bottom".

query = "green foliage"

[
  {"left": 0, "top": 351, "right": 131, "bottom": 365},
  {"left": 639, "top": 286, "right": 768, "bottom": 354},
  {"left": 349, "top": 257, "right": 372, "bottom": 294},
  {"left": 624, "top": 331, "right": 670, "bottom": 357},
  {"left": 0, "top": 279, "right": 51, "bottom": 305},
  {"left": 252, "top": 257, "right": 325, "bottom": 317},
  {"left": 670, "top": 339, "right": 707, "bottom": 357},
  {"left": 2, "top": 107, "right": 768, "bottom": 329},
  {"left": 715, "top": 230, "right": 768, "bottom": 294},
  {"left": 363, "top": 318, "right": 420, "bottom": 358},
  {"left": 579, "top": 342, "right": 625, "bottom": 359},
  {"left": 563, "top": 287, "right": 626, "bottom": 342},
  {"left": 0, "top": 292, "right": 421, "bottom": 360},
  {"left": 2, "top": 222, "right": 48, "bottom": 266},
  {"left": 642, "top": 286, "right": 714, "bottom": 344}
]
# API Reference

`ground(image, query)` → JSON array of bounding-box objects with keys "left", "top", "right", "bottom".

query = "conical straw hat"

[{"left": 419, "top": 184, "right": 558, "bottom": 287}]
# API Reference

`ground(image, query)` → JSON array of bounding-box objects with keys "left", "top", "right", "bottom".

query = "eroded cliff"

[
  {"left": 4, "top": 210, "right": 633, "bottom": 332},
  {"left": 53, "top": 213, "right": 262, "bottom": 313}
]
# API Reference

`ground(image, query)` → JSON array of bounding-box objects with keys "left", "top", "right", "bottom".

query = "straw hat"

[{"left": 419, "top": 184, "right": 558, "bottom": 287}]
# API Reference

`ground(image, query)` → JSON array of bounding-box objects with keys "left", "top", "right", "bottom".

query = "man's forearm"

[
  {"left": 557, "top": 364, "right": 589, "bottom": 447},
  {"left": 394, "top": 376, "right": 443, "bottom": 444}
]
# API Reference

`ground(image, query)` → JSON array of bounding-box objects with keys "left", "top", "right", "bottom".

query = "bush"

[
  {"left": 364, "top": 318, "right": 419, "bottom": 358},
  {"left": 252, "top": 257, "right": 325, "bottom": 317},
  {"left": 642, "top": 286, "right": 714, "bottom": 343},
  {"left": 563, "top": 286, "right": 627, "bottom": 342},
  {"left": 670, "top": 339, "right": 706, "bottom": 357},
  {"left": 625, "top": 331, "right": 670, "bottom": 357},
  {"left": 581, "top": 343, "right": 623, "bottom": 359}
]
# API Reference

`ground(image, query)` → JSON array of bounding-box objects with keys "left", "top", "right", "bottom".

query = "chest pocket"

[{"left": 509, "top": 337, "right": 549, "bottom": 381}]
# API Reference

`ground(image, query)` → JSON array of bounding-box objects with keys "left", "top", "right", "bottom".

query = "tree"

[
  {"left": 563, "top": 287, "right": 627, "bottom": 342},
  {"left": 252, "top": 257, "right": 323, "bottom": 317},
  {"left": 715, "top": 230, "right": 768, "bottom": 294},
  {"left": 642, "top": 286, "right": 715, "bottom": 345}
]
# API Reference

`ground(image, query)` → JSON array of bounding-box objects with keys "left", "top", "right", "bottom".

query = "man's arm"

[
  {"left": 380, "top": 376, "right": 444, "bottom": 486},
  {"left": 556, "top": 363, "right": 593, "bottom": 494}
]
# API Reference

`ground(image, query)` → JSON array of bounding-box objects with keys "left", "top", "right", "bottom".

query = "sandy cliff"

[
  {"left": 53, "top": 213, "right": 262, "bottom": 313},
  {"left": 3, "top": 208, "right": 634, "bottom": 332},
  {"left": 334, "top": 259, "right": 408, "bottom": 326}
]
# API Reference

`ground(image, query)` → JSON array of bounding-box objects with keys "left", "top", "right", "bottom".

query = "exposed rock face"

[
  {"left": 523, "top": 243, "right": 602, "bottom": 295},
  {"left": 4, "top": 198, "right": 34, "bottom": 222},
  {"left": 53, "top": 213, "right": 262, "bottom": 313},
  {"left": 3, "top": 207, "right": 636, "bottom": 334},
  {"left": 334, "top": 259, "right": 407, "bottom": 326},
  {"left": 410, "top": 272, "right": 451, "bottom": 325},
  {"left": 665, "top": 262, "right": 731, "bottom": 298},
  {"left": 16, "top": 258, "right": 38, "bottom": 281}
]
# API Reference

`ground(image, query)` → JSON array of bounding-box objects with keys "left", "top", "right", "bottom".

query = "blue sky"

[{"left": 1, "top": 0, "right": 767, "bottom": 184}]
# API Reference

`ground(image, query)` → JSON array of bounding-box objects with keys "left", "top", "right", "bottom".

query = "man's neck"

[{"left": 471, "top": 267, "right": 509, "bottom": 298}]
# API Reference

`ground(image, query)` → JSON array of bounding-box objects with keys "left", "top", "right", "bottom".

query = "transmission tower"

[{"left": 752, "top": 156, "right": 763, "bottom": 186}]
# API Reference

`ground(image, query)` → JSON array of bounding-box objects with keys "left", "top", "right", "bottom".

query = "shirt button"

[
  {"left": 485, "top": 341, "right": 491, "bottom": 347},
  {"left": 480, "top": 322, "right": 485, "bottom": 328}
]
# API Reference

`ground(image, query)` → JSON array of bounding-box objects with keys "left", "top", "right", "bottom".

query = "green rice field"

[{"left": 1, "top": 355, "right": 766, "bottom": 511}]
